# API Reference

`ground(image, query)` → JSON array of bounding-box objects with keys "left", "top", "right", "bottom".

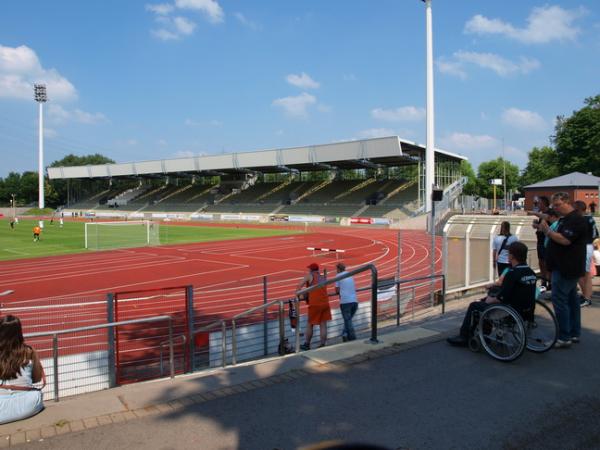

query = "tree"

[
  {"left": 554, "top": 94, "right": 600, "bottom": 175},
  {"left": 476, "top": 158, "right": 520, "bottom": 199},
  {"left": 459, "top": 160, "right": 477, "bottom": 195},
  {"left": 519, "top": 146, "right": 560, "bottom": 188},
  {"left": 48, "top": 154, "right": 116, "bottom": 207}
]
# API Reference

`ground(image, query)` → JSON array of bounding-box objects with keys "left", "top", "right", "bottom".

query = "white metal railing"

[{"left": 24, "top": 315, "right": 175, "bottom": 401}]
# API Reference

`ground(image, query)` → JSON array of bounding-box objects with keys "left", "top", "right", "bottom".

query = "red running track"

[{"left": 0, "top": 225, "right": 442, "bottom": 330}]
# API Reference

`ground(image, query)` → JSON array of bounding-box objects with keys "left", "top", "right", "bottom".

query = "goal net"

[{"left": 85, "top": 220, "right": 160, "bottom": 250}]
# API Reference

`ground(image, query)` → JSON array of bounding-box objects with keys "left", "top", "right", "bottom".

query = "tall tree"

[
  {"left": 553, "top": 94, "right": 600, "bottom": 175},
  {"left": 520, "top": 146, "right": 560, "bottom": 188},
  {"left": 459, "top": 160, "right": 477, "bottom": 195},
  {"left": 476, "top": 158, "right": 520, "bottom": 199}
]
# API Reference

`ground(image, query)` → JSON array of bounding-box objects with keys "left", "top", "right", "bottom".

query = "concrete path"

[{"left": 3, "top": 289, "right": 600, "bottom": 449}]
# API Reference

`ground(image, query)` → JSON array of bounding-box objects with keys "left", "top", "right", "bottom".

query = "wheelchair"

[{"left": 468, "top": 299, "right": 558, "bottom": 362}]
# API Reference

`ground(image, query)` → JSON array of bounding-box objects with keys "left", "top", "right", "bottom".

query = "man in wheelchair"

[{"left": 447, "top": 241, "right": 537, "bottom": 347}]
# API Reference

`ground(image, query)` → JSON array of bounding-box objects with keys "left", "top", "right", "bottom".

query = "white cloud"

[
  {"left": 234, "top": 12, "right": 261, "bottom": 31},
  {"left": 371, "top": 106, "right": 425, "bottom": 122},
  {"left": 285, "top": 72, "right": 320, "bottom": 89},
  {"left": 272, "top": 92, "right": 316, "bottom": 118},
  {"left": 152, "top": 15, "right": 197, "bottom": 40},
  {"left": 0, "top": 44, "right": 77, "bottom": 102},
  {"left": 317, "top": 104, "right": 331, "bottom": 113},
  {"left": 465, "top": 5, "right": 586, "bottom": 44},
  {"left": 502, "top": 108, "right": 547, "bottom": 131},
  {"left": 440, "top": 132, "right": 499, "bottom": 151},
  {"left": 44, "top": 127, "right": 58, "bottom": 139},
  {"left": 145, "top": 3, "right": 174, "bottom": 15},
  {"left": 438, "top": 51, "right": 540, "bottom": 78},
  {"left": 356, "top": 128, "right": 396, "bottom": 139},
  {"left": 48, "top": 104, "right": 108, "bottom": 125},
  {"left": 174, "top": 0, "right": 224, "bottom": 24}
]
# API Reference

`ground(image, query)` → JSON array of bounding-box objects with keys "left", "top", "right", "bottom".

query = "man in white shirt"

[{"left": 335, "top": 263, "right": 358, "bottom": 341}]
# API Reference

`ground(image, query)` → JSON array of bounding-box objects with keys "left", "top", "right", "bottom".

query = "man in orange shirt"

[
  {"left": 33, "top": 225, "right": 41, "bottom": 242},
  {"left": 296, "top": 263, "right": 332, "bottom": 350}
]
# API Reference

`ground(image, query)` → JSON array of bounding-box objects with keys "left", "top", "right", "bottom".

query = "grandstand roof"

[{"left": 47, "top": 136, "right": 466, "bottom": 180}]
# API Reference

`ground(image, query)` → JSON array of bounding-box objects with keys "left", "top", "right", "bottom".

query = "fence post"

[
  {"left": 106, "top": 293, "right": 116, "bottom": 388},
  {"left": 278, "top": 301, "right": 285, "bottom": 355},
  {"left": 442, "top": 275, "right": 446, "bottom": 314},
  {"left": 231, "top": 319, "right": 237, "bottom": 366},
  {"left": 396, "top": 282, "right": 400, "bottom": 326},
  {"left": 52, "top": 334, "right": 59, "bottom": 402},
  {"left": 370, "top": 265, "right": 379, "bottom": 344},
  {"left": 221, "top": 321, "right": 227, "bottom": 368},
  {"left": 168, "top": 319, "right": 174, "bottom": 379},
  {"left": 186, "top": 285, "right": 194, "bottom": 373},
  {"left": 294, "top": 298, "right": 301, "bottom": 353},
  {"left": 263, "top": 276, "right": 268, "bottom": 356}
]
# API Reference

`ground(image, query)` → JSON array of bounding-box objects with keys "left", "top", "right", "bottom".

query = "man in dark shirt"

[
  {"left": 539, "top": 192, "right": 587, "bottom": 348},
  {"left": 447, "top": 241, "right": 537, "bottom": 346}
]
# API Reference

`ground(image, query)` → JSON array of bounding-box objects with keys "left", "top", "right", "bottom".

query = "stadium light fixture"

[{"left": 34, "top": 84, "right": 47, "bottom": 213}]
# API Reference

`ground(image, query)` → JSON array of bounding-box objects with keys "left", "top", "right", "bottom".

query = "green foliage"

[
  {"left": 554, "top": 95, "right": 600, "bottom": 175},
  {"left": 460, "top": 160, "right": 478, "bottom": 195},
  {"left": 519, "top": 146, "right": 560, "bottom": 187},
  {"left": 476, "top": 158, "right": 520, "bottom": 199}
]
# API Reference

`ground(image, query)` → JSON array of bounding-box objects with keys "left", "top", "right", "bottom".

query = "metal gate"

[{"left": 112, "top": 285, "right": 193, "bottom": 384}]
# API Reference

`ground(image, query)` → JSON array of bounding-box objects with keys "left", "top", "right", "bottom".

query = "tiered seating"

[
  {"left": 107, "top": 185, "right": 148, "bottom": 206},
  {"left": 69, "top": 188, "right": 118, "bottom": 209},
  {"left": 359, "top": 182, "right": 419, "bottom": 218},
  {"left": 259, "top": 181, "right": 318, "bottom": 204}
]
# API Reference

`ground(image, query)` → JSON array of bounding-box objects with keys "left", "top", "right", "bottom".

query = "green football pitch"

[{"left": 0, "top": 218, "right": 299, "bottom": 261}]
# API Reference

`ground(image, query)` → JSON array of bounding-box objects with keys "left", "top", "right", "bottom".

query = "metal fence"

[
  {"left": 443, "top": 215, "right": 540, "bottom": 293},
  {"left": 10, "top": 266, "right": 447, "bottom": 400},
  {"left": 24, "top": 315, "right": 176, "bottom": 401}
]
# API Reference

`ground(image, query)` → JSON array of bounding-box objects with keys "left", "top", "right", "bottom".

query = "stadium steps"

[
  {"left": 377, "top": 180, "right": 416, "bottom": 205},
  {"left": 353, "top": 205, "right": 370, "bottom": 216},
  {"left": 88, "top": 189, "right": 111, "bottom": 201},
  {"left": 333, "top": 178, "right": 376, "bottom": 201},
  {"left": 154, "top": 184, "right": 193, "bottom": 204},
  {"left": 255, "top": 179, "right": 293, "bottom": 202},
  {"left": 134, "top": 185, "right": 169, "bottom": 203},
  {"left": 186, "top": 185, "right": 216, "bottom": 203},
  {"left": 271, "top": 205, "right": 285, "bottom": 214},
  {"left": 213, "top": 190, "right": 237, "bottom": 205},
  {"left": 293, "top": 179, "right": 332, "bottom": 204}
]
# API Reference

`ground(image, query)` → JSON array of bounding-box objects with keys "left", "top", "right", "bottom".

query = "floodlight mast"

[
  {"left": 34, "top": 84, "right": 47, "bottom": 211},
  {"left": 424, "top": 0, "right": 435, "bottom": 215}
]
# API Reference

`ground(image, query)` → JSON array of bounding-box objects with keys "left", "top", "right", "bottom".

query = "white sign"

[{"left": 490, "top": 178, "right": 503, "bottom": 185}]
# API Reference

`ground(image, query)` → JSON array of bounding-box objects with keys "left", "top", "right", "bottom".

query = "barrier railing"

[{"left": 24, "top": 315, "right": 174, "bottom": 402}]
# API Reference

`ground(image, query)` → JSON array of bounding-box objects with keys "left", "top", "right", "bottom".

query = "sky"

[{"left": 1, "top": 0, "right": 599, "bottom": 177}]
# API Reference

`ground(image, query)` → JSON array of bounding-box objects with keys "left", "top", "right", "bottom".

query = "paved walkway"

[{"left": 3, "top": 287, "right": 600, "bottom": 449}]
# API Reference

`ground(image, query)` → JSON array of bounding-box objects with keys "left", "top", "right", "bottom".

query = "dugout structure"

[{"left": 85, "top": 220, "right": 160, "bottom": 250}]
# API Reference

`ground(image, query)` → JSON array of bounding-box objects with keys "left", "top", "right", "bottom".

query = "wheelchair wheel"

[
  {"left": 477, "top": 304, "right": 526, "bottom": 362},
  {"left": 525, "top": 300, "right": 558, "bottom": 353}
]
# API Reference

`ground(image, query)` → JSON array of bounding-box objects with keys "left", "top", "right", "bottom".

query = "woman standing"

[
  {"left": 493, "top": 221, "right": 519, "bottom": 277},
  {"left": 0, "top": 315, "right": 46, "bottom": 424}
]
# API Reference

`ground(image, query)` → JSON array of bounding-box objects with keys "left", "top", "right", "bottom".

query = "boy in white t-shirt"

[{"left": 335, "top": 263, "right": 358, "bottom": 341}]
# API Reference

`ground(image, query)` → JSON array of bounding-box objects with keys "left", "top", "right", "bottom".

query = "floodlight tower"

[
  {"left": 34, "top": 84, "right": 47, "bottom": 211},
  {"left": 423, "top": 0, "right": 435, "bottom": 214}
]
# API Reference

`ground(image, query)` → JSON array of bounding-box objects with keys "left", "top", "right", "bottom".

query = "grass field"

[{"left": 0, "top": 218, "right": 299, "bottom": 261}]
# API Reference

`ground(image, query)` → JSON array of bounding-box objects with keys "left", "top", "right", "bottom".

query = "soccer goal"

[{"left": 84, "top": 220, "right": 160, "bottom": 250}]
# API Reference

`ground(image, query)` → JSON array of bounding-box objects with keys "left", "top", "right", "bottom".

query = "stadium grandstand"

[{"left": 48, "top": 136, "right": 467, "bottom": 222}]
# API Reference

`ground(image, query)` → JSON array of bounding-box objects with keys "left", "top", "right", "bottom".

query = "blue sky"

[{"left": 1, "top": 0, "right": 599, "bottom": 177}]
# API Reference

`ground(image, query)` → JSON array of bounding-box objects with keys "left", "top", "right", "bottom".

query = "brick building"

[{"left": 523, "top": 172, "right": 600, "bottom": 212}]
